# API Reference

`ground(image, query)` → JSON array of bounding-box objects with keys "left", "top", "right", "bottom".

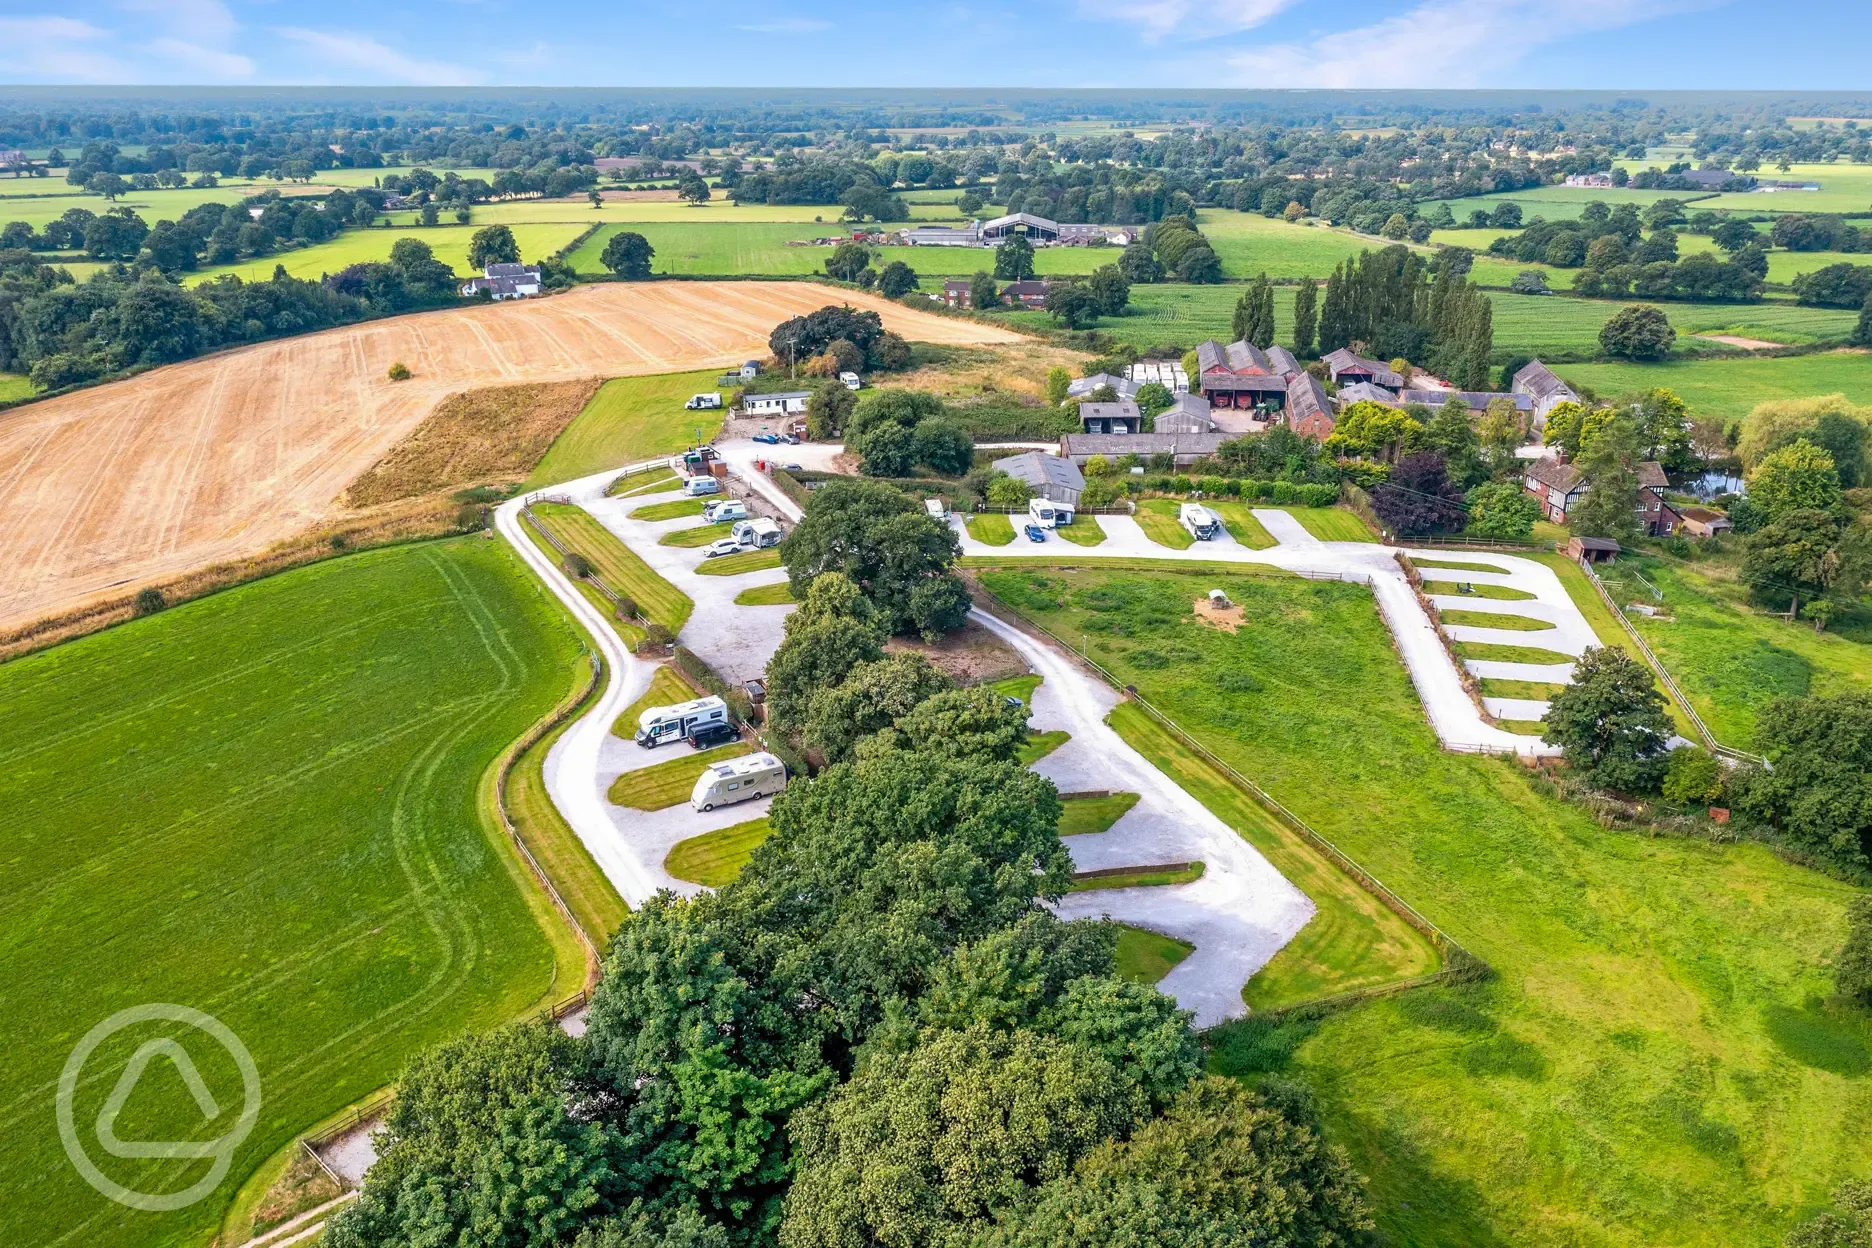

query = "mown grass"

[
  {"left": 528, "top": 370, "right": 725, "bottom": 487},
  {"left": 665, "top": 817, "right": 771, "bottom": 887},
  {"left": 530, "top": 502, "right": 693, "bottom": 633},
  {"left": 1280, "top": 505, "right": 1377, "bottom": 543},
  {"left": 0, "top": 539, "right": 586, "bottom": 1248},
  {"left": 696, "top": 547, "right": 783, "bottom": 576},
  {"left": 1439, "top": 608, "right": 1558, "bottom": 633},
  {"left": 632, "top": 497, "right": 707, "bottom": 521},
  {"left": 985, "top": 564, "right": 1871, "bottom": 1248},
  {"left": 1478, "top": 678, "right": 1570, "bottom": 700},
  {"left": 1412, "top": 557, "right": 1513, "bottom": 575},
  {"left": 1055, "top": 516, "right": 1107, "bottom": 546},
  {"left": 611, "top": 665, "right": 698, "bottom": 739},
  {"left": 1058, "top": 791, "right": 1142, "bottom": 836},
  {"left": 1019, "top": 729, "right": 1071, "bottom": 764},
  {"left": 989, "top": 673, "right": 1042, "bottom": 705},
  {"left": 608, "top": 470, "right": 680, "bottom": 498},
  {"left": 734, "top": 581, "right": 796, "bottom": 606},
  {"left": 0, "top": 371, "right": 36, "bottom": 403},
  {"left": 1453, "top": 639, "right": 1578, "bottom": 665},
  {"left": 660, "top": 521, "right": 737, "bottom": 548},
  {"left": 1072, "top": 862, "right": 1207, "bottom": 891},
  {"left": 1135, "top": 499, "right": 1196, "bottom": 549},
  {"left": 606, "top": 741, "right": 752, "bottom": 810},
  {"left": 1495, "top": 718, "right": 1549, "bottom": 735},
  {"left": 1428, "top": 580, "right": 1537, "bottom": 602},
  {"left": 967, "top": 512, "right": 1016, "bottom": 545},
  {"left": 1114, "top": 925, "right": 1195, "bottom": 984},
  {"left": 1209, "top": 501, "right": 1277, "bottom": 549}
]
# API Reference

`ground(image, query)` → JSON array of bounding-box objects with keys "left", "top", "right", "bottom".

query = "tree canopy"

[{"left": 1541, "top": 647, "right": 1673, "bottom": 793}]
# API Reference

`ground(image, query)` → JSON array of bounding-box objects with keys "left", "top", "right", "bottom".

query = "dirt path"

[{"left": 0, "top": 282, "right": 1019, "bottom": 634}]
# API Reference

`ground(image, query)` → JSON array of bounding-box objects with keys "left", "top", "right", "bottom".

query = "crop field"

[
  {"left": 183, "top": 223, "right": 590, "bottom": 285},
  {"left": 529, "top": 370, "right": 724, "bottom": 486},
  {"left": 0, "top": 282, "right": 1016, "bottom": 636},
  {"left": 1556, "top": 352, "right": 1872, "bottom": 421},
  {"left": 980, "top": 564, "right": 1870, "bottom": 1248},
  {"left": 564, "top": 221, "right": 1109, "bottom": 279},
  {"left": 0, "top": 538, "right": 587, "bottom": 1248}
]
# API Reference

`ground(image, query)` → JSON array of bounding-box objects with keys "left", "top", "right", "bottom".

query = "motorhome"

[
  {"left": 635, "top": 696, "right": 729, "bottom": 748},
  {"left": 1026, "top": 497, "right": 1075, "bottom": 529},
  {"left": 1179, "top": 502, "right": 1222, "bottom": 541},
  {"left": 682, "top": 475, "right": 722, "bottom": 497},
  {"left": 923, "top": 498, "right": 948, "bottom": 522},
  {"left": 684, "top": 392, "right": 723, "bottom": 410},
  {"left": 702, "top": 499, "right": 748, "bottom": 524},
  {"left": 731, "top": 517, "right": 783, "bottom": 548},
  {"left": 691, "top": 752, "right": 788, "bottom": 811}
]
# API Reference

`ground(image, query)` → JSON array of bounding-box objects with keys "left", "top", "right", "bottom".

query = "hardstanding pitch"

[{"left": 0, "top": 282, "right": 1021, "bottom": 635}]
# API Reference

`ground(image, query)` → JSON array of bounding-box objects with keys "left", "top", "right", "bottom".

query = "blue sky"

[{"left": 3, "top": 0, "right": 1866, "bottom": 90}]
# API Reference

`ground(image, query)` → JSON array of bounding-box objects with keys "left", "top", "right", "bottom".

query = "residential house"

[
  {"left": 1154, "top": 393, "right": 1216, "bottom": 434},
  {"left": 1677, "top": 507, "right": 1734, "bottom": 537},
  {"left": 941, "top": 278, "right": 973, "bottom": 307},
  {"left": 1511, "top": 359, "right": 1579, "bottom": 425},
  {"left": 1058, "top": 432, "right": 1228, "bottom": 467},
  {"left": 1637, "top": 461, "right": 1682, "bottom": 536},
  {"left": 1066, "top": 372, "right": 1140, "bottom": 402},
  {"left": 1524, "top": 458, "right": 1586, "bottom": 523},
  {"left": 742, "top": 390, "right": 811, "bottom": 417},
  {"left": 1286, "top": 373, "right": 1336, "bottom": 441},
  {"left": 1079, "top": 399, "right": 1142, "bottom": 435},
  {"left": 1000, "top": 279, "right": 1050, "bottom": 309},
  {"left": 1321, "top": 349, "right": 1405, "bottom": 391},
  {"left": 1193, "top": 338, "right": 1290, "bottom": 412},
  {"left": 1564, "top": 172, "right": 1615, "bottom": 188},
  {"left": 992, "top": 451, "right": 1085, "bottom": 506},
  {"left": 1397, "top": 388, "right": 1535, "bottom": 415},
  {"left": 460, "top": 262, "right": 544, "bottom": 299}
]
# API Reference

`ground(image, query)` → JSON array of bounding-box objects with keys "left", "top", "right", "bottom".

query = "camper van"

[
  {"left": 682, "top": 475, "right": 722, "bottom": 497},
  {"left": 684, "top": 392, "right": 723, "bottom": 410},
  {"left": 691, "top": 752, "right": 788, "bottom": 812},
  {"left": 1179, "top": 503, "right": 1221, "bottom": 541},
  {"left": 635, "top": 696, "right": 730, "bottom": 748},
  {"left": 702, "top": 499, "right": 748, "bottom": 524},
  {"left": 1026, "top": 498, "right": 1075, "bottom": 529},
  {"left": 731, "top": 517, "right": 783, "bottom": 548},
  {"left": 923, "top": 498, "right": 948, "bottom": 522}
]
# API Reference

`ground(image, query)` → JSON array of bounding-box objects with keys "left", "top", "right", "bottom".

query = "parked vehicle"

[
  {"left": 691, "top": 753, "right": 788, "bottom": 812},
  {"left": 780, "top": 463, "right": 803, "bottom": 472},
  {"left": 684, "top": 392, "right": 722, "bottom": 410},
  {"left": 1025, "top": 524, "right": 1047, "bottom": 542},
  {"left": 1179, "top": 502, "right": 1221, "bottom": 540},
  {"left": 839, "top": 371, "right": 863, "bottom": 391},
  {"left": 924, "top": 498, "right": 948, "bottom": 522},
  {"left": 703, "top": 537, "right": 743, "bottom": 558},
  {"left": 683, "top": 475, "right": 722, "bottom": 497},
  {"left": 636, "top": 696, "right": 729, "bottom": 748},
  {"left": 702, "top": 499, "right": 748, "bottom": 524},
  {"left": 731, "top": 517, "right": 783, "bottom": 548},
  {"left": 752, "top": 432, "right": 780, "bottom": 445},
  {"left": 1027, "top": 498, "right": 1074, "bottom": 529},
  {"left": 687, "top": 721, "right": 740, "bottom": 750},
  {"left": 782, "top": 432, "right": 801, "bottom": 445}
]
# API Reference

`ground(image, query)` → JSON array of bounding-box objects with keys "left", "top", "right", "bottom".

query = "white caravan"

[
  {"left": 702, "top": 499, "right": 748, "bottom": 524},
  {"left": 1027, "top": 498, "right": 1075, "bottom": 529},
  {"left": 691, "top": 753, "right": 788, "bottom": 811},
  {"left": 731, "top": 517, "right": 784, "bottom": 548},
  {"left": 635, "top": 696, "right": 729, "bottom": 748}
]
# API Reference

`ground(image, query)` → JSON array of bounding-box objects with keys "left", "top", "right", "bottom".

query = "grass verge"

[
  {"left": 696, "top": 547, "right": 784, "bottom": 576},
  {"left": 665, "top": 817, "right": 772, "bottom": 886},
  {"left": 1452, "top": 640, "right": 1577, "bottom": 665},
  {"left": 1072, "top": 862, "right": 1206, "bottom": 891},
  {"left": 1427, "top": 581, "right": 1537, "bottom": 602},
  {"left": 1439, "top": 608, "right": 1558, "bottom": 632},
  {"left": 735, "top": 581, "right": 796, "bottom": 606},
  {"left": 1210, "top": 501, "right": 1277, "bottom": 549},
  {"left": 1134, "top": 499, "right": 1196, "bottom": 549},
  {"left": 1478, "top": 678, "right": 1568, "bottom": 700},
  {"left": 661, "top": 522, "right": 737, "bottom": 548},
  {"left": 1055, "top": 516, "right": 1107, "bottom": 546},
  {"left": 632, "top": 498, "right": 707, "bottom": 521},
  {"left": 1019, "top": 729, "right": 1070, "bottom": 764},
  {"left": 606, "top": 741, "right": 752, "bottom": 810},
  {"left": 1115, "top": 925, "right": 1195, "bottom": 984},
  {"left": 989, "top": 673, "right": 1042, "bottom": 705},
  {"left": 1058, "top": 791, "right": 1142, "bottom": 836},
  {"left": 968, "top": 512, "right": 1016, "bottom": 545},
  {"left": 608, "top": 470, "right": 679, "bottom": 498},
  {"left": 530, "top": 502, "right": 693, "bottom": 634},
  {"left": 611, "top": 665, "right": 700, "bottom": 739}
]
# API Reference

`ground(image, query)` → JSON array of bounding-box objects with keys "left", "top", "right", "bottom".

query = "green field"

[
  {"left": 1134, "top": 499, "right": 1196, "bottom": 549},
  {"left": 1196, "top": 211, "right": 1396, "bottom": 280},
  {"left": 529, "top": 371, "right": 723, "bottom": 487},
  {"left": 664, "top": 817, "right": 773, "bottom": 886},
  {"left": 528, "top": 502, "right": 693, "bottom": 633},
  {"left": 1417, "top": 186, "right": 1717, "bottom": 225},
  {"left": 182, "top": 223, "right": 588, "bottom": 286},
  {"left": 564, "top": 221, "right": 1108, "bottom": 279},
  {"left": 0, "top": 538, "right": 586, "bottom": 1248},
  {"left": 1689, "top": 162, "right": 1872, "bottom": 215},
  {"left": 0, "top": 372, "right": 36, "bottom": 403},
  {"left": 606, "top": 742, "right": 752, "bottom": 810},
  {"left": 979, "top": 563, "right": 1870, "bottom": 1247},
  {"left": 1114, "top": 926, "right": 1194, "bottom": 984},
  {"left": 1556, "top": 352, "right": 1872, "bottom": 421}
]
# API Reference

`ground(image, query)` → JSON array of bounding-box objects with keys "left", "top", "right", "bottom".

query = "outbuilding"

[
  {"left": 1567, "top": 535, "right": 1622, "bottom": 563},
  {"left": 992, "top": 451, "right": 1085, "bottom": 507}
]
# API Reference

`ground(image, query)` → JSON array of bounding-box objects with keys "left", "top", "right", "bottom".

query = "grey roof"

[
  {"left": 908, "top": 225, "right": 984, "bottom": 245},
  {"left": 1334, "top": 382, "right": 1401, "bottom": 408},
  {"left": 1154, "top": 393, "right": 1214, "bottom": 434},
  {"left": 982, "top": 212, "right": 1059, "bottom": 233},
  {"left": 1266, "top": 346, "right": 1302, "bottom": 378},
  {"left": 484, "top": 262, "right": 540, "bottom": 279},
  {"left": 745, "top": 390, "right": 811, "bottom": 403},
  {"left": 1199, "top": 371, "right": 1288, "bottom": 393},
  {"left": 1637, "top": 461, "right": 1669, "bottom": 489},
  {"left": 1067, "top": 373, "right": 1140, "bottom": 400},
  {"left": 1080, "top": 398, "right": 1140, "bottom": 425},
  {"left": 1397, "top": 389, "right": 1535, "bottom": 413},
  {"left": 1287, "top": 373, "right": 1333, "bottom": 427},
  {"left": 992, "top": 450, "right": 1085, "bottom": 493},
  {"left": 1512, "top": 359, "right": 1576, "bottom": 402},
  {"left": 1196, "top": 338, "right": 1275, "bottom": 376},
  {"left": 1321, "top": 348, "right": 1404, "bottom": 389},
  {"left": 1060, "top": 433, "right": 1229, "bottom": 459},
  {"left": 1000, "top": 279, "right": 1050, "bottom": 296}
]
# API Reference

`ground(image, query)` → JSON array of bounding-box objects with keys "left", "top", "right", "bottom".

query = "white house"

[{"left": 461, "top": 262, "right": 542, "bottom": 300}]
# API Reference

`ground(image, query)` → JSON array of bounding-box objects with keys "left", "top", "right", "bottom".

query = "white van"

[
  {"left": 691, "top": 752, "right": 788, "bottom": 811},
  {"left": 1027, "top": 498, "right": 1075, "bottom": 529},
  {"left": 636, "top": 696, "right": 729, "bottom": 748},
  {"left": 685, "top": 392, "right": 722, "bottom": 410},
  {"left": 682, "top": 475, "right": 722, "bottom": 497},
  {"left": 702, "top": 499, "right": 748, "bottom": 524},
  {"left": 1179, "top": 502, "right": 1221, "bottom": 541},
  {"left": 732, "top": 517, "right": 783, "bottom": 548}
]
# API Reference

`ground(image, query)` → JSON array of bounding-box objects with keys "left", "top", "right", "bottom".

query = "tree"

[
  {"left": 600, "top": 230, "right": 655, "bottom": 279},
  {"left": 1478, "top": 397, "right": 1527, "bottom": 467},
  {"left": 1739, "top": 509, "right": 1844, "bottom": 614},
  {"left": 1425, "top": 399, "right": 1484, "bottom": 486},
  {"left": 677, "top": 173, "right": 711, "bottom": 204},
  {"left": 969, "top": 271, "right": 1000, "bottom": 310},
  {"left": 1291, "top": 276, "right": 1318, "bottom": 357},
  {"left": 1511, "top": 270, "right": 1552, "bottom": 294},
  {"left": 1045, "top": 366, "right": 1070, "bottom": 405},
  {"left": 1751, "top": 441, "right": 1842, "bottom": 521},
  {"left": 1464, "top": 481, "right": 1539, "bottom": 539},
  {"left": 859, "top": 421, "right": 915, "bottom": 476},
  {"left": 880, "top": 685, "right": 1031, "bottom": 762},
  {"left": 1569, "top": 412, "right": 1644, "bottom": 545},
  {"left": 467, "top": 224, "right": 519, "bottom": 269},
  {"left": 1086, "top": 264, "right": 1129, "bottom": 316},
  {"left": 801, "top": 653, "right": 952, "bottom": 762},
  {"left": 1793, "top": 263, "right": 1872, "bottom": 309},
  {"left": 1788, "top": 411, "right": 1869, "bottom": 489},
  {"left": 805, "top": 380, "right": 856, "bottom": 440},
  {"left": 995, "top": 235, "right": 1036, "bottom": 280},
  {"left": 86, "top": 171, "right": 127, "bottom": 201},
  {"left": 1635, "top": 388, "right": 1694, "bottom": 471},
  {"left": 1134, "top": 382, "right": 1173, "bottom": 421},
  {"left": 1787, "top": 1181, "right": 1872, "bottom": 1248},
  {"left": 1542, "top": 647, "right": 1673, "bottom": 793},
  {"left": 421, "top": 201, "right": 440, "bottom": 227},
  {"left": 766, "top": 572, "right": 886, "bottom": 730},
  {"left": 1116, "top": 243, "right": 1160, "bottom": 284},
  {"left": 770, "top": 304, "right": 885, "bottom": 362},
  {"left": 1044, "top": 283, "right": 1098, "bottom": 329},
  {"left": 978, "top": 1079, "right": 1372, "bottom": 1248},
  {"left": 1598, "top": 304, "right": 1675, "bottom": 360},
  {"left": 1711, "top": 219, "right": 1759, "bottom": 252},
  {"left": 987, "top": 475, "right": 1032, "bottom": 508},
  {"left": 1370, "top": 452, "right": 1464, "bottom": 536},
  {"left": 1175, "top": 244, "right": 1222, "bottom": 284},
  {"left": 1661, "top": 747, "right": 1723, "bottom": 804},
  {"left": 1856, "top": 292, "right": 1872, "bottom": 348},
  {"left": 911, "top": 419, "right": 973, "bottom": 474},
  {"left": 782, "top": 478, "right": 968, "bottom": 638},
  {"left": 1731, "top": 692, "right": 1872, "bottom": 872},
  {"left": 1233, "top": 273, "right": 1275, "bottom": 348},
  {"left": 1837, "top": 898, "right": 1872, "bottom": 1008},
  {"left": 876, "top": 259, "right": 918, "bottom": 298},
  {"left": 824, "top": 241, "right": 873, "bottom": 283}
]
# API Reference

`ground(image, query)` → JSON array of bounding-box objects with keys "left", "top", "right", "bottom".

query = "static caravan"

[
  {"left": 1026, "top": 498, "right": 1075, "bottom": 529},
  {"left": 636, "top": 696, "right": 729, "bottom": 748},
  {"left": 732, "top": 517, "right": 784, "bottom": 548},
  {"left": 691, "top": 752, "right": 788, "bottom": 811},
  {"left": 1179, "top": 503, "right": 1221, "bottom": 541}
]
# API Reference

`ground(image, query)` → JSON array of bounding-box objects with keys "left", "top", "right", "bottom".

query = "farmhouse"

[
  {"left": 1067, "top": 372, "right": 1140, "bottom": 401},
  {"left": 1000, "top": 279, "right": 1051, "bottom": 309},
  {"left": 1637, "top": 461, "right": 1683, "bottom": 536},
  {"left": 1321, "top": 348, "right": 1405, "bottom": 390},
  {"left": 1511, "top": 359, "right": 1579, "bottom": 424},
  {"left": 941, "top": 278, "right": 973, "bottom": 307},
  {"left": 742, "top": 390, "right": 811, "bottom": 416},
  {"left": 1080, "top": 398, "right": 1142, "bottom": 435},
  {"left": 1059, "top": 432, "right": 1228, "bottom": 467},
  {"left": 1154, "top": 393, "right": 1216, "bottom": 434},
  {"left": 1286, "top": 373, "right": 1336, "bottom": 441},
  {"left": 1564, "top": 172, "right": 1615, "bottom": 188},
  {"left": 460, "top": 262, "right": 543, "bottom": 300},
  {"left": 1523, "top": 458, "right": 1585, "bottom": 523},
  {"left": 992, "top": 451, "right": 1085, "bottom": 506}
]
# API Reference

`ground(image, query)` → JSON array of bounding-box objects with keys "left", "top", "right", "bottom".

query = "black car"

[{"left": 688, "top": 722, "right": 740, "bottom": 750}]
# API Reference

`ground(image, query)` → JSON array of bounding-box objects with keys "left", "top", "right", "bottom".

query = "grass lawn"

[
  {"left": 1555, "top": 352, "right": 1872, "bottom": 424},
  {"left": 632, "top": 497, "right": 707, "bottom": 521},
  {"left": 1055, "top": 516, "right": 1107, "bottom": 546},
  {"left": 1209, "top": 501, "right": 1276, "bottom": 549},
  {"left": 1438, "top": 608, "right": 1557, "bottom": 632},
  {"left": 528, "top": 370, "right": 724, "bottom": 487},
  {"left": 1072, "top": 862, "right": 1207, "bottom": 891},
  {"left": 1058, "top": 791, "right": 1142, "bottom": 836},
  {"left": 1495, "top": 718, "right": 1548, "bottom": 735},
  {"left": 1135, "top": 499, "right": 1196, "bottom": 549},
  {"left": 1433, "top": 582, "right": 1538, "bottom": 602},
  {"left": 1478, "top": 678, "right": 1570, "bottom": 700},
  {"left": 1453, "top": 639, "right": 1577, "bottom": 665},
  {"left": 967, "top": 512, "right": 1016, "bottom": 545},
  {"left": 609, "top": 470, "right": 681, "bottom": 498},
  {"left": 184, "top": 223, "right": 588, "bottom": 286},
  {"left": 1280, "top": 505, "right": 1376, "bottom": 543},
  {"left": 695, "top": 547, "right": 783, "bottom": 576},
  {"left": 665, "top": 817, "right": 772, "bottom": 886},
  {"left": 1413, "top": 557, "right": 1512, "bottom": 575},
  {"left": 0, "top": 371, "right": 36, "bottom": 403},
  {"left": 529, "top": 502, "right": 693, "bottom": 634},
  {"left": 611, "top": 665, "right": 698, "bottom": 739},
  {"left": 1114, "top": 925, "right": 1195, "bottom": 984},
  {"left": 985, "top": 564, "right": 1870, "bottom": 1248},
  {"left": 1019, "top": 729, "right": 1071, "bottom": 764},
  {"left": 0, "top": 538, "right": 587, "bottom": 1248},
  {"left": 734, "top": 581, "right": 796, "bottom": 606},
  {"left": 989, "top": 673, "right": 1042, "bottom": 705},
  {"left": 606, "top": 741, "right": 751, "bottom": 810},
  {"left": 660, "top": 522, "right": 736, "bottom": 548}
]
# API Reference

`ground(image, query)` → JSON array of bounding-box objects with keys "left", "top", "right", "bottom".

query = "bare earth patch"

[
  {"left": 887, "top": 616, "right": 1029, "bottom": 684},
  {"left": 1694, "top": 333, "right": 1783, "bottom": 350},
  {"left": 1192, "top": 595, "right": 1244, "bottom": 632}
]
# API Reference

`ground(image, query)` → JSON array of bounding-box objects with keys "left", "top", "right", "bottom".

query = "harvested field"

[{"left": 0, "top": 281, "right": 1021, "bottom": 635}]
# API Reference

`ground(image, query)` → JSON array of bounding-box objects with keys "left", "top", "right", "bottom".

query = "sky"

[{"left": 3, "top": 0, "right": 1867, "bottom": 91}]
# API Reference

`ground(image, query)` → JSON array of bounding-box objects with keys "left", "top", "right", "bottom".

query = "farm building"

[
  {"left": 1397, "top": 388, "right": 1535, "bottom": 415},
  {"left": 1266, "top": 346, "right": 1303, "bottom": 378},
  {"left": 739, "top": 360, "right": 762, "bottom": 381},
  {"left": 1127, "top": 359, "right": 1189, "bottom": 393},
  {"left": 742, "top": 390, "right": 811, "bottom": 416},
  {"left": 1154, "top": 393, "right": 1216, "bottom": 434},
  {"left": 1286, "top": 373, "right": 1336, "bottom": 441},
  {"left": 982, "top": 213, "right": 1062, "bottom": 243},
  {"left": 906, "top": 223, "right": 986, "bottom": 247},
  {"left": 1080, "top": 399, "right": 1142, "bottom": 435},
  {"left": 1067, "top": 372, "right": 1140, "bottom": 402},
  {"left": 992, "top": 451, "right": 1085, "bottom": 506},
  {"left": 1677, "top": 507, "right": 1734, "bottom": 537},
  {"left": 1000, "top": 279, "right": 1051, "bottom": 309},
  {"left": 1333, "top": 381, "right": 1401, "bottom": 409},
  {"left": 1511, "top": 359, "right": 1579, "bottom": 424},
  {"left": 1321, "top": 349, "right": 1405, "bottom": 390},
  {"left": 902, "top": 217, "right": 1126, "bottom": 248},
  {"left": 1564, "top": 172, "right": 1615, "bottom": 188},
  {"left": 460, "top": 262, "right": 542, "bottom": 300},
  {"left": 1059, "top": 432, "right": 1228, "bottom": 467},
  {"left": 1194, "top": 338, "right": 1291, "bottom": 412}
]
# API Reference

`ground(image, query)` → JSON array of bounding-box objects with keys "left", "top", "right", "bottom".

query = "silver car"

[{"left": 703, "top": 537, "right": 744, "bottom": 558}]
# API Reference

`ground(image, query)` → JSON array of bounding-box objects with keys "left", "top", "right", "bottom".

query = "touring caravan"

[
  {"left": 702, "top": 499, "right": 748, "bottom": 524},
  {"left": 732, "top": 517, "right": 784, "bottom": 548},
  {"left": 691, "top": 752, "right": 788, "bottom": 811},
  {"left": 1026, "top": 498, "right": 1075, "bottom": 529},
  {"left": 1179, "top": 503, "right": 1221, "bottom": 541},
  {"left": 923, "top": 498, "right": 948, "bottom": 522},
  {"left": 682, "top": 475, "right": 722, "bottom": 497},
  {"left": 635, "top": 696, "right": 729, "bottom": 748}
]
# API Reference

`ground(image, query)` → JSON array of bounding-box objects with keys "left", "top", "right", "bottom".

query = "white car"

[{"left": 703, "top": 538, "right": 744, "bottom": 559}]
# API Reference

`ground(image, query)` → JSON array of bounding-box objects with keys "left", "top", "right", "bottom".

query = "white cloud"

[
  {"left": 3, "top": 16, "right": 128, "bottom": 81},
  {"left": 1078, "top": 0, "right": 1300, "bottom": 39},
  {"left": 275, "top": 27, "right": 484, "bottom": 84},
  {"left": 148, "top": 36, "right": 255, "bottom": 78},
  {"left": 736, "top": 18, "right": 832, "bottom": 32},
  {"left": 119, "top": 0, "right": 237, "bottom": 44}
]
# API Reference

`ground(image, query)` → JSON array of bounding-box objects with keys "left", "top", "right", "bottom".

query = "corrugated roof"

[{"left": 992, "top": 450, "right": 1085, "bottom": 492}]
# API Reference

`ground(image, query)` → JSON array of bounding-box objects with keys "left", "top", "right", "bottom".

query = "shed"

[
  {"left": 1678, "top": 506, "right": 1733, "bottom": 537},
  {"left": 1154, "top": 393, "right": 1215, "bottom": 434},
  {"left": 1567, "top": 535, "right": 1621, "bottom": 563}
]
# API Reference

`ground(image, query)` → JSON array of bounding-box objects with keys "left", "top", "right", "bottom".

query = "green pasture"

[
  {"left": 1195, "top": 211, "right": 1391, "bottom": 280},
  {"left": 529, "top": 371, "right": 723, "bottom": 488},
  {"left": 1689, "top": 163, "right": 1872, "bottom": 215},
  {"left": 564, "top": 221, "right": 1107, "bottom": 278},
  {"left": 0, "top": 372, "right": 36, "bottom": 403},
  {"left": 0, "top": 538, "right": 586, "bottom": 1248},
  {"left": 182, "top": 223, "right": 587, "bottom": 286},
  {"left": 1417, "top": 186, "right": 1717, "bottom": 224},
  {"left": 981, "top": 563, "right": 1871, "bottom": 1248},
  {"left": 1556, "top": 352, "right": 1872, "bottom": 422}
]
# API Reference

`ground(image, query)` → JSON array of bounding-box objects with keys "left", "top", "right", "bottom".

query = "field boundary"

[{"left": 968, "top": 581, "right": 1490, "bottom": 1005}]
